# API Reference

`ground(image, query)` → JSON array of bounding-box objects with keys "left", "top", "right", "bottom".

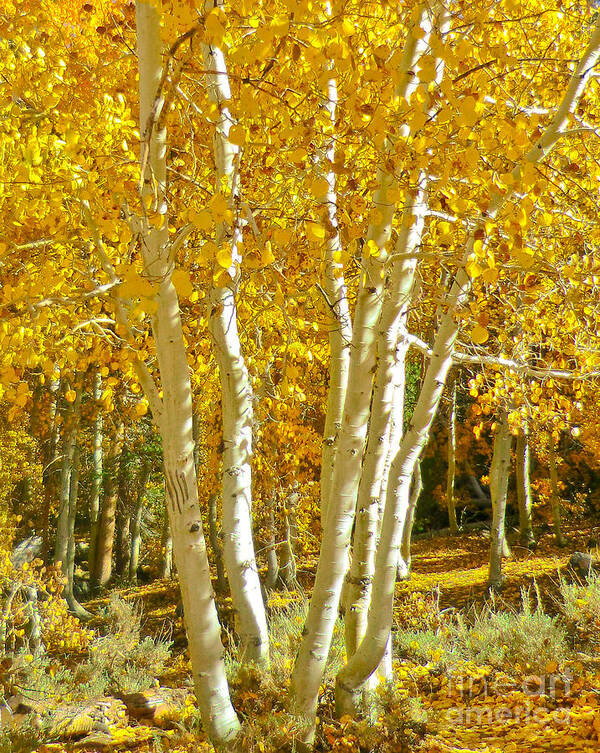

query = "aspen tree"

[
  {"left": 334, "top": 17, "right": 600, "bottom": 715},
  {"left": 202, "top": 0, "right": 269, "bottom": 666},
  {"left": 134, "top": 2, "right": 241, "bottom": 742},
  {"left": 290, "top": 4, "right": 435, "bottom": 734}
]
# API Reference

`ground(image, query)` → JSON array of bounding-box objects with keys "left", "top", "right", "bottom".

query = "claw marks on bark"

[{"left": 166, "top": 469, "right": 188, "bottom": 515}]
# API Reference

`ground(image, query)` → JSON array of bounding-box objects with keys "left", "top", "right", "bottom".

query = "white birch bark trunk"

[
  {"left": 548, "top": 437, "right": 567, "bottom": 547},
  {"left": 135, "top": 2, "right": 240, "bottom": 743},
  {"left": 334, "top": 20, "right": 600, "bottom": 714},
  {"left": 447, "top": 378, "right": 459, "bottom": 534},
  {"left": 320, "top": 73, "right": 352, "bottom": 523},
  {"left": 290, "top": 6, "right": 434, "bottom": 734},
  {"left": 343, "top": 226, "right": 425, "bottom": 657},
  {"left": 202, "top": 1, "right": 269, "bottom": 665},
  {"left": 488, "top": 411, "right": 512, "bottom": 590},
  {"left": 516, "top": 425, "right": 535, "bottom": 547},
  {"left": 342, "top": 0, "right": 446, "bottom": 694}
]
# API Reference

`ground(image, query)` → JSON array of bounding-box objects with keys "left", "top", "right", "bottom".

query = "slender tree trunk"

[
  {"left": 41, "top": 380, "right": 61, "bottom": 562},
  {"left": 397, "top": 461, "right": 423, "bottom": 580},
  {"left": 128, "top": 458, "right": 151, "bottom": 583},
  {"left": 208, "top": 493, "right": 228, "bottom": 594},
  {"left": 516, "top": 426, "right": 535, "bottom": 547},
  {"left": 548, "top": 438, "right": 567, "bottom": 547},
  {"left": 54, "top": 386, "right": 82, "bottom": 568},
  {"left": 264, "top": 508, "right": 279, "bottom": 591},
  {"left": 278, "top": 491, "right": 299, "bottom": 589},
  {"left": 446, "top": 378, "right": 459, "bottom": 534},
  {"left": 333, "top": 24, "right": 600, "bottom": 716},
  {"left": 289, "top": 8, "right": 434, "bottom": 732},
  {"left": 488, "top": 412, "right": 513, "bottom": 590},
  {"left": 88, "top": 371, "right": 103, "bottom": 577},
  {"left": 63, "top": 442, "right": 90, "bottom": 619},
  {"left": 319, "top": 72, "right": 352, "bottom": 523},
  {"left": 135, "top": 3, "right": 241, "bottom": 741},
  {"left": 202, "top": 1, "right": 269, "bottom": 667},
  {"left": 115, "top": 453, "right": 129, "bottom": 579},
  {"left": 92, "top": 422, "right": 124, "bottom": 590},
  {"left": 161, "top": 518, "right": 173, "bottom": 580}
]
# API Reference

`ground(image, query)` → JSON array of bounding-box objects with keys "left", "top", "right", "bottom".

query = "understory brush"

[
  {"left": 1, "top": 595, "right": 171, "bottom": 709},
  {"left": 558, "top": 571, "right": 600, "bottom": 650},
  {"left": 395, "top": 588, "right": 570, "bottom": 675}
]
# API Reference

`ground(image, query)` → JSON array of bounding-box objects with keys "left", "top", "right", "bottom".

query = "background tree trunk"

[
  {"left": 129, "top": 458, "right": 151, "bottom": 583},
  {"left": 63, "top": 442, "right": 90, "bottom": 619},
  {"left": 548, "top": 437, "right": 567, "bottom": 547},
  {"left": 446, "top": 378, "right": 458, "bottom": 534},
  {"left": 92, "top": 421, "right": 124, "bottom": 591},
  {"left": 54, "top": 385, "right": 82, "bottom": 568},
  {"left": 88, "top": 371, "right": 103, "bottom": 577},
  {"left": 208, "top": 493, "right": 228, "bottom": 594},
  {"left": 488, "top": 412, "right": 513, "bottom": 590},
  {"left": 516, "top": 426, "right": 535, "bottom": 547}
]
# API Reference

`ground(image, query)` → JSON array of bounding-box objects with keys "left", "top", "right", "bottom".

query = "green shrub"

[
  {"left": 446, "top": 597, "right": 569, "bottom": 673},
  {"left": 394, "top": 589, "right": 569, "bottom": 675},
  {"left": 559, "top": 572, "right": 600, "bottom": 650}
]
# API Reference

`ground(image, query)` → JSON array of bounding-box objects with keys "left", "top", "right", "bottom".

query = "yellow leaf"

[
  {"left": 470, "top": 324, "right": 489, "bottom": 345},
  {"left": 205, "top": 11, "right": 225, "bottom": 44},
  {"left": 189, "top": 208, "right": 213, "bottom": 231},
  {"left": 228, "top": 125, "right": 246, "bottom": 147},
  {"left": 306, "top": 222, "right": 325, "bottom": 243},
  {"left": 309, "top": 177, "right": 330, "bottom": 199},
  {"left": 274, "top": 227, "right": 292, "bottom": 245},
  {"left": 171, "top": 269, "right": 194, "bottom": 299},
  {"left": 365, "top": 239, "right": 380, "bottom": 257},
  {"left": 135, "top": 402, "right": 148, "bottom": 417},
  {"left": 481, "top": 267, "right": 499, "bottom": 285},
  {"left": 120, "top": 271, "right": 157, "bottom": 299},
  {"left": 465, "top": 259, "right": 483, "bottom": 279},
  {"left": 216, "top": 247, "right": 233, "bottom": 269},
  {"left": 261, "top": 241, "right": 275, "bottom": 266},
  {"left": 65, "top": 389, "right": 76, "bottom": 403}
]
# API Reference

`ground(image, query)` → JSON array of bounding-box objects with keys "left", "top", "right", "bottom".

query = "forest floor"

[{"left": 20, "top": 522, "right": 600, "bottom": 753}]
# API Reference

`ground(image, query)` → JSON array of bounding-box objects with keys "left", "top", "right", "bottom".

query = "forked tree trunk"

[
  {"left": 88, "top": 371, "right": 103, "bottom": 577},
  {"left": 446, "top": 378, "right": 459, "bottom": 534},
  {"left": 289, "top": 7, "right": 433, "bottom": 733},
  {"left": 340, "top": 0, "right": 444, "bottom": 705},
  {"left": 488, "top": 412, "right": 513, "bottom": 590},
  {"left": 202, "top": 0, "right": 269, "bottom": 666},
  {"left": 516, "top": 426, "right": 535, "bottom": 547},
  {"left": 548, "top": 437, "right": 567, "bottom": 547},
  {"left": 333, "top": 19, "right": 600, "bottom": 715},
  {"left": 135, "top": 3, "right": 240, "bottom": 742},
  {"left": 92, "top": 421, "right": 124, "bottom": 590},
  {"left": 129, "top": 458, "right": 151, "bottom": 583},
  {"left": 54, "top": 385, "right": 82, "bottom": 568}
]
